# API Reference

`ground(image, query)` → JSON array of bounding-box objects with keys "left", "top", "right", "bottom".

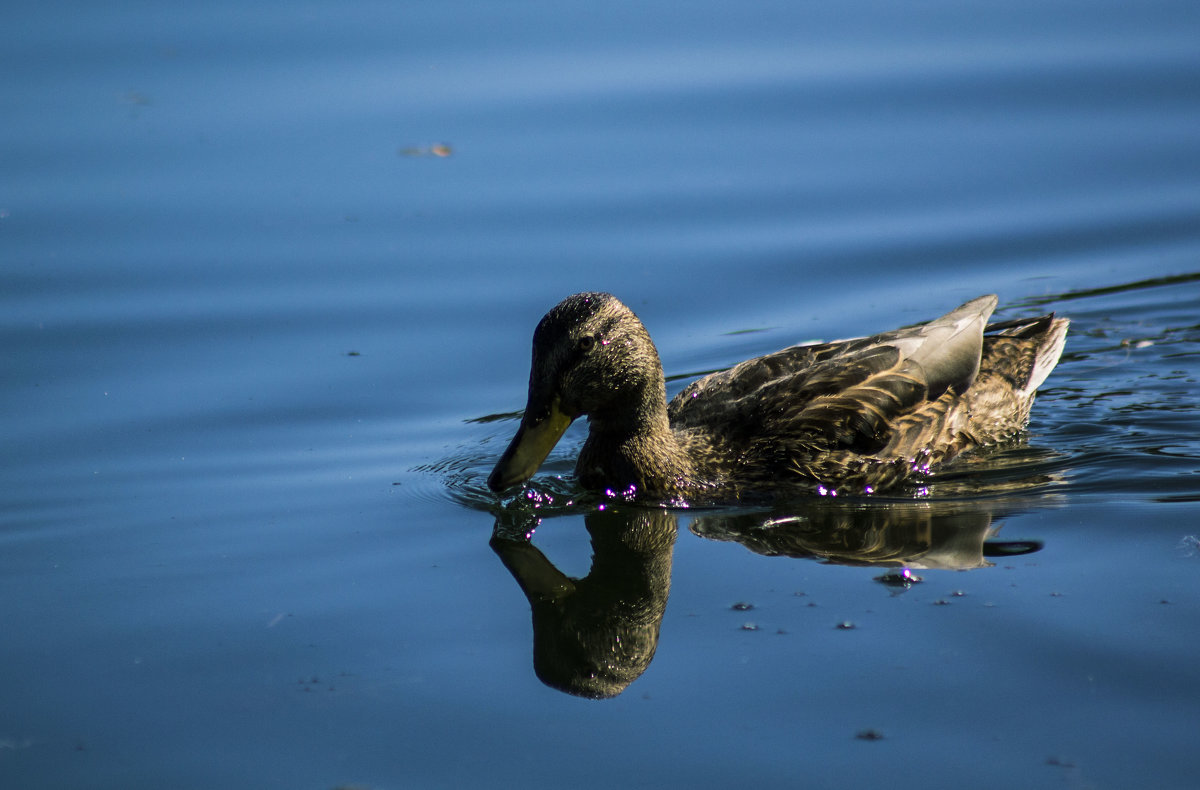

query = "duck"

[{"left": 487, "top": 292, "right": 1068, "bottom": 503}]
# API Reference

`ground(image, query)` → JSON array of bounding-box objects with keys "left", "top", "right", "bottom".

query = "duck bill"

[{"left": 487, "top": 398, "right": 575, "bottom": 492}]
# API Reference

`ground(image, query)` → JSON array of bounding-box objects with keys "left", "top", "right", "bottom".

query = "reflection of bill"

[{"left": 490, "top": 498, "right": 1041, "bottom": 699}]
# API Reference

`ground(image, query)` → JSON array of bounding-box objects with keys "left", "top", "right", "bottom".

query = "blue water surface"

[{"left": 3, "top": 1, "right": 1200, "bottom": 788}]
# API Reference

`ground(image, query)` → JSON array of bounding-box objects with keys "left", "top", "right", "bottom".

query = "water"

[{"left": 3, "top": 1, "right": 1200, "bottom": 788}]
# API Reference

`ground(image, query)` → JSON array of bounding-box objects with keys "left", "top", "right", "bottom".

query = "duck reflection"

[
  {"left": 491, "top": 497, "right": 1040, "bottom": 699},
  {"left": 691, "top": 499, "right": 1042, "bottom": 570},
  {"left": 490, "top": 506, "right": 677, "bottom": 700}
]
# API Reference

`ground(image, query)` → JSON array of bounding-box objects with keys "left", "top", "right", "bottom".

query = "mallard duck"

[{"left": 487, "top": 293, "right": 1068, "bottom": 502}]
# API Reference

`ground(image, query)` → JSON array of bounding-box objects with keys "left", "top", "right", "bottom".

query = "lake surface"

[{"left": 3, "top": 2, "right": 1200, "bottom": 788}]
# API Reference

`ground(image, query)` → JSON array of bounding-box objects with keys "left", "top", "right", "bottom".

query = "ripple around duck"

[
  {"left": 410, "top": 416, "right": 599, "bottom": 519},
  {"left": 1020, "top": 274, "right": 1200, "bottom": 501}
]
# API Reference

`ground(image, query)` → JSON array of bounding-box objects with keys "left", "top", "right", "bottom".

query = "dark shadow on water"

[{"left": 490, "top": 495, "right": 1044, "bottom": 699}]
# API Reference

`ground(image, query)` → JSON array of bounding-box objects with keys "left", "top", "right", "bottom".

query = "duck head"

[{"left": 487, "top": 292, "right": 666, "bottom": 493}]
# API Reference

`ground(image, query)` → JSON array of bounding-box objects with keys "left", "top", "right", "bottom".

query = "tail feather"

[{"left": 1021, "top": 317, "right": 1069, "bottom": 394}]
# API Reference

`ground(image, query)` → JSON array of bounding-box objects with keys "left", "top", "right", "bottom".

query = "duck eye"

[{"left": 578, "top": 334, "right": 597, "bottom": 352}]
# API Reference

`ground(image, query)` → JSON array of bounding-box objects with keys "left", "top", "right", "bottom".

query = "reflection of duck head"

[
  {"left": 490, "top": 506, "right": 677, "bottom": 699},
  {"left": 690, "top": 498, "right": 1042, "bottom": 570}
]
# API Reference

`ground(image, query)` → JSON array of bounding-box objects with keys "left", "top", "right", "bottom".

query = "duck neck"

[
  {"left": 578, "top": 377, "right": 692, "bottom": 497},
  {"left": 593, "top": 375, "right": 670, "bottom": 438}
]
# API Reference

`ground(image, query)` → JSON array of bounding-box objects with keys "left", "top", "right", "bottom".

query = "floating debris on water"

[
  {"left": 1045, "top": 756, "right": 1077, "bottom": 768},
  {"left": 398, "top": 143, "right": 453, "bottom": 157},
  {"left": 122, "top": 90, "right": 153, "bottom": 107},
  {"left": 874, "top": 568, "right": 923, "bottom": 588}
]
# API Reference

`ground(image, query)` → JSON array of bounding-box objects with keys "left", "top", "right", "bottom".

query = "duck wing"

[{"left": 668, "top": 295, "right": 998, "bottom": 455}]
